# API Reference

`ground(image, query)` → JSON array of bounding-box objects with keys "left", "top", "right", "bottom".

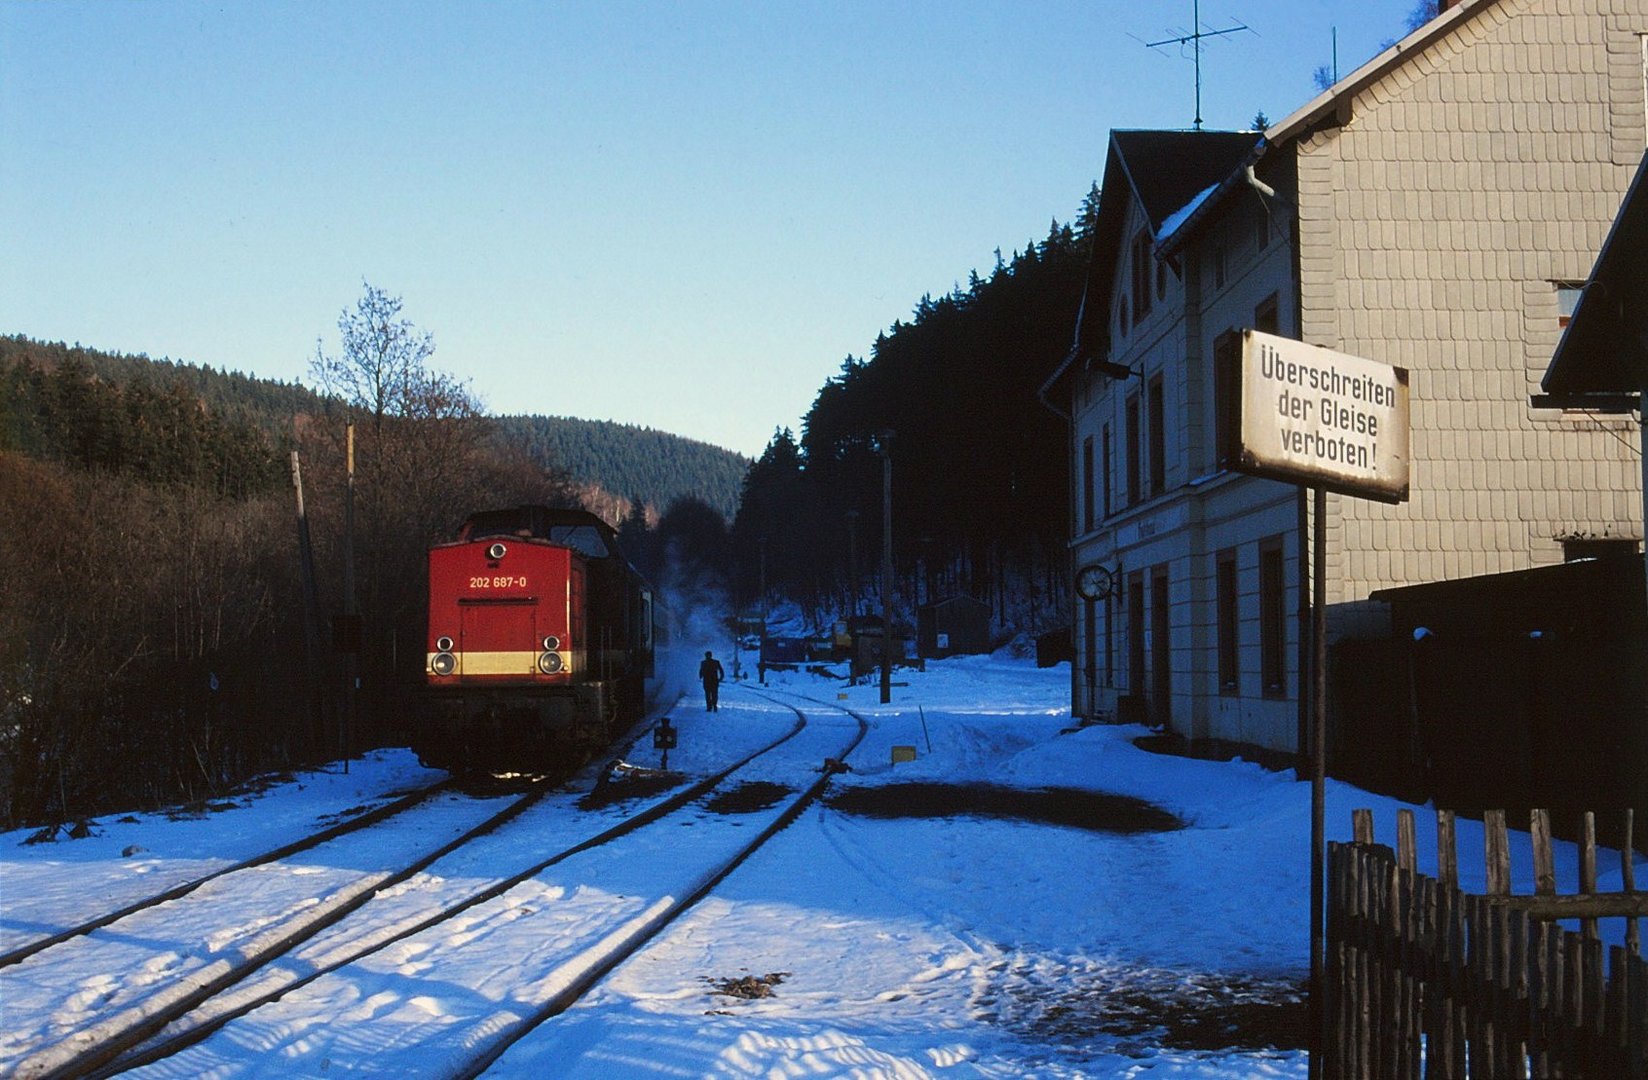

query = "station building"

[{"left": 1043, "top": 0, "right": 1646, "bottom": 754}]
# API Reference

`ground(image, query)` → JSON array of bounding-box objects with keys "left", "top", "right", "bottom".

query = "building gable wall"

[
  {"left": 1067, "top": 0, "right": 1648, "bottom": 754},
  {"left": 1294, "top": 0, "right": 1645, "bottom": 617},
  {"left": 1072, "top": 159, "right": 1307, "bottom": 750}
]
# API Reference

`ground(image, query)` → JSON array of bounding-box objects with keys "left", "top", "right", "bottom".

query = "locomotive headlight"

[
  {"left": 537, "top": 652, "right": 564, "bottom": 674},
  {"left": 542, "top": 635, "right": 560, "bottom": 652},
  {"left": 431, "top": 652, "right": 457, "bottom": 676},
  {"left": 436, "top": 636, "right": 454, "bottom": 653},
  {"left": 487, "top": 542, "right": 507, "bottom": 560}
]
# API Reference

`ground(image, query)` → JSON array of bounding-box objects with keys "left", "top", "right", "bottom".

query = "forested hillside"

[
  {"left": 494, "top": 415, "right": 748, "bottom": 523},
  {"left": 0, "top": 336, "right": 747, "bottom": 523},
  {"left": 0, "top": 336, "right": 322, "bottom": 437},
  {"left": 731, "top": 204, "right": 1096, "bottom": 636}
]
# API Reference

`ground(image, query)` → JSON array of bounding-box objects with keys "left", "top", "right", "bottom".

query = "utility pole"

[
  {"left": 759, "top": 536, "right": 768, "bottom": 685},
  {"left": 845, "top": 509, "right": 859, "bottom": 615},
  {"left": 880, "top": 432, "right": 894, "bottom": 705},
  {"left": 290, "top": 450, "right": 322, "bottom": 749},
  {"left": 1309, "top": 485, "right": 1327, "bottom": 1080},
  {"left": 342, "top": 423, "right": 357, "bottom": 775}
]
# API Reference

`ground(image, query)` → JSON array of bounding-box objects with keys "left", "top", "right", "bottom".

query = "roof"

[
  {"left": 1109, "top": 131, "right": 1260, "bottom": 235},
  {"left": 1045, "top": 0, "right": 1507, "bottom": 407},
  {"left": 1370, "top": 554, "right": 1645, "bottom": 637},
  {"left": 1069, "top": 130, "right": 1260, "bottom": 363},
  {"left": 1541, "top": 149, "right": 1648, "bottom": 397}
]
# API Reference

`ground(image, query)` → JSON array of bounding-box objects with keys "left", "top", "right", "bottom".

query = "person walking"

[{"left": 699, "top": 650, "right": 725, "bottom": 712}]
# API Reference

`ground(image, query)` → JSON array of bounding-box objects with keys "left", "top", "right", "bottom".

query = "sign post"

[
  {"left": 653, "top": 716, "right": 677, "bottom": 770},
  {"left": 1229, "top": 331, "right": 1410, "bottom": 1079}
]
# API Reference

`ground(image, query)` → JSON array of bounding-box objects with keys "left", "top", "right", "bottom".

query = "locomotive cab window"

[
  {"left": 546, "top": 525, "right": 609, "bottom": 559},
  {"left": 459, "top": 507, "right": 614, "bottom": 559}
]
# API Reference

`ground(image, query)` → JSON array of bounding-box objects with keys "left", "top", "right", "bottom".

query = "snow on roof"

[{"left": 1156, "top": 181, "right": 1221, "bottom": 245}]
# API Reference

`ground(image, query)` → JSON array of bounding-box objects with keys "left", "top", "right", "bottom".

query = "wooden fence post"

[
  {"left": 1533, "top": 809, "right": 1555, "bottom": 897},
  {"left": 1486, "top": 809, "right": 1511, "bottom": 897},
  {"left": 1583, "top": 812, "right": 1600, "bottom": 946},
  {"left": 1623, "top": 809, "right": 1640, "bottom": 954},
  {"left": 1439, "top": 809, "right": 1458, "bottom": 893}
]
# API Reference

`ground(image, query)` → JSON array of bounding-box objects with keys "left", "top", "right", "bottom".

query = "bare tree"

[{"left": 310, "top": 282, "right": 443, "bottom": 434}]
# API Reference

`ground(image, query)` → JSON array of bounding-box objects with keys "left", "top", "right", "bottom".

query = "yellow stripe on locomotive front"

[{"left": 426, "top": 650, "right": 574, "bottom": 677}]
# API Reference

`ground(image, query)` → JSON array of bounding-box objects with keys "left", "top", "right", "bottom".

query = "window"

[
  {"left": 550, "top": 525, "right": 610, "bottom": 559},
  {"left": 1125, "top": 395, "right": 1141, "bottom": 506},
  {"left": 1259, "top": 539, "right": 1286, "bottom": 696},
  {"left": 1127, "top": 572, "right": 1146, "bottom": 693},
  {"left": 1213, "top": 330, "right": 1242, "bottom": 470},
  {"left": 1084, "top": 598, "right": 1098, "bottom": 704},
  {"left": 1148, "top": 375, "right": 1166, "bottom": 497},
  {"left": 1556, "top": 282, "right": 1584, "bottom": 328},
  {"left": 1082, "top": 435, "right": 1095, "bottom": 533},
  {"left": 1254, "top": 293, "right": 1279, "bottom": 336},
  {"left": 1102, "top": 424, "right": 1113, "bottom": 519},
  {"left": 1104, "top": 590, "right": 1116, "bottom": 688},
  {"left": 1132, "top": 230, "right": 1153, "bottom": 320},
  {"left": 1216, "top": 550, "right": 1239, "bottom": 693},
  {"left": 1151, "top": 567, "right": 1171, "bottom": 725}
]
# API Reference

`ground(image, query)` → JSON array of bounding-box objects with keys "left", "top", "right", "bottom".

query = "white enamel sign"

[{"left": 1237, "top": 330, "right": 1410, "bottom": 503}]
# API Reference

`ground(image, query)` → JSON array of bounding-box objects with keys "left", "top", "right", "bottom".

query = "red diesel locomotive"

[{"left": 413, "top": 505, "right": 660, "bottom": 773}]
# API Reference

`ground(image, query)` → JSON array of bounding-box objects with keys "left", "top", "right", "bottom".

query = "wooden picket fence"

[{"left": 1327, "top": 807, "right": 1648, "bottom": 1078}]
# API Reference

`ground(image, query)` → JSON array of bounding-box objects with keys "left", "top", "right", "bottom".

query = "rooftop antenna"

[{"left": 1143, "top": 0, "right": 1252, "bottom": 130}]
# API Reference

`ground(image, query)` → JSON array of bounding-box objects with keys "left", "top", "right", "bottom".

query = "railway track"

[
  {"left": 453, "top": 688, "right": 870, "bottom": 1079},
  {"left": 2, "top": 776, "right": 554, "bottom": 1080},
  {"left": 66, "top": 686, "right": 867, "bottom": 1079},
  {"left": 0, "top": 777, "right": 454, "bottom": 969},
  {"left": 2, "top": 683, "right": 695, "bottom": 1079}
]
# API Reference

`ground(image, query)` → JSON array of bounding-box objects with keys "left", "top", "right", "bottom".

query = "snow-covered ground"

[{"left": 2, "top": 653, "right": 1633, "bottom": 1078}]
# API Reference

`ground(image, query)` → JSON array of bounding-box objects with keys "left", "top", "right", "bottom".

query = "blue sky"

[{"left": 2, "top": 1, "right": 1416, "bottom": 458}]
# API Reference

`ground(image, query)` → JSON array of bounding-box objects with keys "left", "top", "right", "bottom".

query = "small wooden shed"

[{"left": 916, "top": 596, "right": 990, "bottom": 659}]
